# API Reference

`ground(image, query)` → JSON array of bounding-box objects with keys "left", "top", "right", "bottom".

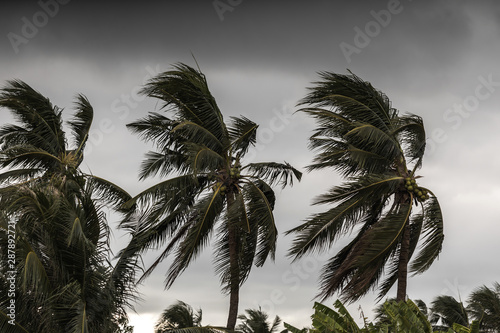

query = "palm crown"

[
  {"left": 0, "top": 80, "right": 135, "bottom": 332},
  {"left": 122, "top": 63, "right": 301, "bottom": 329},
  {"left": 287, "top": 71, "right": 444, "bottom": 302}
]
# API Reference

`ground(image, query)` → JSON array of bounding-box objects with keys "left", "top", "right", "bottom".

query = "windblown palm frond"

[
  {"left": 237, "top": 307, "right": 281, "bottom": 333},
  {"left": 122, "top": 62, "right": 301, "bottom": 330},
  {"left": 429, "top": 295, "right": 469, "bottom": 330},
  {"left": 288, "top": 70, "right": 443, "bottom": 303},
  {"left": 0, "top": 80, "right": 136, "bottom": 332},
  {"left": 467, "top": 282, "right": 500, "bottom": 332}
]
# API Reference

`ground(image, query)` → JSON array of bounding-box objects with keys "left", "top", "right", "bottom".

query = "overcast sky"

[{"left": 2, "top": 1, "right": 500, "bottom": 331}]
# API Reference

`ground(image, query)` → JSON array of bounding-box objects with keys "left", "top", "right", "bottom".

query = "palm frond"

[
  {"left": 409, "top": 196, "right": 444, "bottom": 275},
  {"left": 172, "top": 120, "right": 224, "bottom": 153},
  {"left": 85, "top": 174, "right": 132, "bottom": 208},
  {"left": 0, "top": 80, "right": 65, "bottom": 156},
  {"left": 317, "top": 203, "right": 412, "bottom": 302},
  {"left": 393, "top": 114, "right": 426, "bottom": 173},
  {"left": 0, "top": 312, "right": 30, "bottom": 333},
  {"left": 68, "top": 94, "right": 93, "bottom": 158},
  {"left": 430, "top": 295, "right": 469, "bottom": 328},
  {"left": 298, "top": 71, "right": 396, "bottom": 129},
  {"left": 311, "top": 174, "right": 400, "bottom": 206},
  {"left": 185, "top": 143, "right": 225, "bottom": 175},
  {"left": 0, "top": 145, "right": 62, "bottom": 172},
  {"left": 165, "top": 191, "right": 225, "bottom": 288},
  {"left": 288, "top": 175, "right": 395, "bottom": 259},
  {"left": 377, "top": 212, "right": 424, "bottom": 300},
  {"left": 213, "top": 192, "right": 256, "bottom": 293},
  {"left": 127, "top": 112, "right": 178, "bottom": 144},
  {"left": 243, "top": 180, "right": 277, "bottom": 265},
  {"left": 244, "top": 162, "right": 302, "bottom": 189},
  {"left": 122, "top": 173, "right": 206, "bottom": 212},
  {"left": 287, "top": 196, "right": 364, "bottom": 259},
  {"left": 140, "top": 63, "right": 229, "bottom": 147},
  {"left": 138, "top": 150, "right": 190, "bottom": 180},
  {"left": 228, "top": 116, "right": 258, "bottom": 158},
  {"left": 0, "top": 169, "right": 41, "bottom": 185}
]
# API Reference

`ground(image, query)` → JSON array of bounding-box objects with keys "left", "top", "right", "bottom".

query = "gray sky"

[{"left": 2, "top": 0, "right": 500, "bottom": 331}]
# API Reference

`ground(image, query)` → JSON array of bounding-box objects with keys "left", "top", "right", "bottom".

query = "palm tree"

[
  {"left": 429, "top": 295, "right": 469, "bottom": 331},
  {"left": 237, "top": 307, "right": 281, "bottom": 333},
  {"left": 467, "top": 282, "right": 500, "bottom": 332},
  {"left": 287, "top": 71, "right": 444, "bottom": 303},
  {"left": 155, "top": 301, "right": 202, "bottom": 332},
  {"left": 121, "top": 62, "right": 301, "bottom": 330},
  {"left": 0, "top": 80, "right": 137, "bottom": 332}
]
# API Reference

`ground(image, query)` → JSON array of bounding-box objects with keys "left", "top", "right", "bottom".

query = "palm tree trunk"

[
  {"left": 226, "top": 195, "right": 240, "bottom": 330},
  {"left": 396, "top": 221, "right": 410, "bottom": 302}
]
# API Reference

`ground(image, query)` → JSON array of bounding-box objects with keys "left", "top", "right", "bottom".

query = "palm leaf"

[
  {"left": 140, "top": 63, "right": 229, "bottom": 147},
  {"left": 172, "top": 120, "right": 224, "bottom": 153},
  {"left": 165, "top": 191, "right": 224, "bottom": 288},
  {"left": 68, "top": 94, "right": 93, "bottom": 157},
  {"left": 244, "top": 162, "right": 302, "bottom": 189},
  {"left": 0, "top": 80, "right": 65, "bottom": 157},
  {"left": 409, "top": 196, "right": 444, "bottom": 274},
  {"left": 243, "top": 180, "right": 277, "bottom": 265},
  {"left": 227, "top": 115, "right": 258, "bottom": 157}
]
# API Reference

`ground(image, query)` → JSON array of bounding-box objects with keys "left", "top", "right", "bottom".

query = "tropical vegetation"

[
  {"left": 119, "top": 62, "right": 301, "bottom": 330},
  {"left": 0, "top": 80, "right": 137, "bottom": 333},
  {"left": 2, "top": 67, "right": 497, "bottom": 333},
  {"left": 237, "top": 307, "right": 281, "bottom": 333},
  {"left": 287, "top": 70, "right": 444, "bottom": 303}
]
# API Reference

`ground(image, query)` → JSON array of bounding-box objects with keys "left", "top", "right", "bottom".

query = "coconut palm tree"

[
  {"left": 121, "top": 62, "right": 302, "bottom": 330},
  {"left": 287, "top": 71, "right": 444, "bottom": 303},
  {"left": 429, "top": 295, "right": 469, "bottom": 331},
  {"left": 155, "top": 301, "right": 203, "bottom": 332},
  {"left": 237, "top": 307, "right": 281, "bottom": 333},
  {"left": 0, "top": 80, "right": 137, "bottom": 332},
  {"left": 467, "top": 282, "right": 500, "bottom": 332}
]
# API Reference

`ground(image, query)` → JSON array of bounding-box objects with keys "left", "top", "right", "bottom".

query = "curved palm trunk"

[
  {"left": 226, "top": 195, "right": 240, "bottom": 330},
  {"left": 396, "top": 221, "right": 410, "bottom": 302}
]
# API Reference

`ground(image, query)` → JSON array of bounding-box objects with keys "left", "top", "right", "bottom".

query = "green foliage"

[
  {"left": 237, "top": 307, "right": 281, "bottom": 333},
  {"left": 283, "top": 299, "right": 482, "bottom": 333},
  {"left": 0, "top": 81, "right": 137, "bottom": 333},
  {"left": 288, "top": 71, "right": 443, "bottom": 302},
  {"left": 122, "top": 62, "right": 301, "bottom": 329},
  {"left": 467, "top": 282, "right": 500, "bottom": 332},
  {"left": 154, "top": 300, "right": 229, "bottom": 333},
  {"left": 155, "top": 301, "right": 202, "bottom": 332}
]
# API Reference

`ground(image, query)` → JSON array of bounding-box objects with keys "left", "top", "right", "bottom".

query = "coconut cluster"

[
  {"left": 229, "top": 166, "right": 241, "bottom": 178},
  {"left": 211, "top": 165, "right": 242, "bottom": 196},
  {"left": 404, "top": 177, "right": 430, "bottom": 202}
]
